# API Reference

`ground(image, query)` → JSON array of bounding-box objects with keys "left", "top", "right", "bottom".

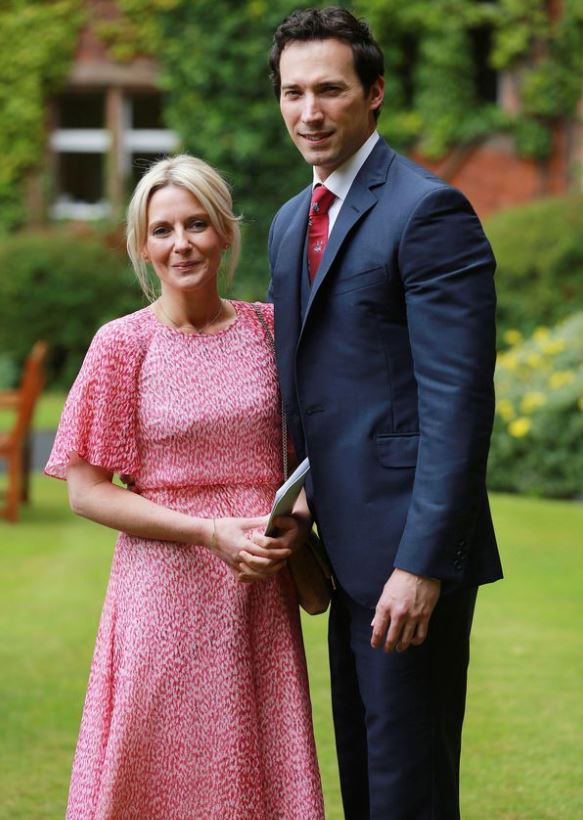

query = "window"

[
  {"left": 50, "top": 92, "right": 109, "bottom": 219},
  {"left": 470, "top": 25, "right": 498, "bottom": 104},
  {"left": 122, "top": 93, "right": 180, "bottom": 192},
  {"left": 50, "top": 89, "right": 179, "bottom": 220}
]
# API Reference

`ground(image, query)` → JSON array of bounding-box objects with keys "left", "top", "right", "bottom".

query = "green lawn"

[{"left": 1, "top": 479, "right": 582, "bottom": 819}]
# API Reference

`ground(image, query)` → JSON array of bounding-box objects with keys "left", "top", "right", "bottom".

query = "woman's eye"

[
  {"left": 189, "top": 219, "right": 207, "bottom": 231},
  {"left": 152, "top": 226, "right": 169, "bottom": 236}
]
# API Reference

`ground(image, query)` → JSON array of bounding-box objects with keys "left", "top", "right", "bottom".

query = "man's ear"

[{"left": 369, "top": 75, "right": 385, "bottom": 115}]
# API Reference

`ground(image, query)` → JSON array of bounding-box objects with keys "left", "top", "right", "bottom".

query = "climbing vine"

[
  {"left": 357, "top": 0, "right": 583, "bottom": 159},
  {"left": 0, "top": 0, "right": 84, "bottom": 232},
  {"left": 0, "top": 0, "right": 581, "bottom": 239}
]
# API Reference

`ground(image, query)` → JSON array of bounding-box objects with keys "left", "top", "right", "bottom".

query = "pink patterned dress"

[{"left": 45, "top": 301, "right": 324, "bottom": 820}]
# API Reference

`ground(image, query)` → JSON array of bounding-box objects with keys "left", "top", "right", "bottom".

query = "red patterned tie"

[{"left": 308, "top": 184, "right": 335, "bottom": 281}]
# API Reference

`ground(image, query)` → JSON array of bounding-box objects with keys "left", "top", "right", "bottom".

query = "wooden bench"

[{"left": 0, "top": 341, "right": 48, "bottom": 522}]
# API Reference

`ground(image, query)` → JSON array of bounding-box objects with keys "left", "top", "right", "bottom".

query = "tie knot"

[{"left": 310, "top": 184, "right": 335, "bottom": 216}]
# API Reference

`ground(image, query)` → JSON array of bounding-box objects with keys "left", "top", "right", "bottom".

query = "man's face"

[{"left": 279, "top": 38, "right": 384, "bottom": 180}]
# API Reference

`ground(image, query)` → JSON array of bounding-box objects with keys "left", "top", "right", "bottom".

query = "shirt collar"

[{"left": 312, "top": 131, "right": 380, "bottom": 201}]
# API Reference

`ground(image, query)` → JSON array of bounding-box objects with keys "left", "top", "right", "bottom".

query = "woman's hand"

[
  {"left": 238, "top": 514, "right": 311, "bottom": 582},
  {"left": 210, "top": 516, "right": 293, "bottom": 582}
]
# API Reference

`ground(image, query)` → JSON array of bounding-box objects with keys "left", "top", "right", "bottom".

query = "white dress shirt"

[{"left": 313, "top": 130, "right": 380, "bottom": 235}]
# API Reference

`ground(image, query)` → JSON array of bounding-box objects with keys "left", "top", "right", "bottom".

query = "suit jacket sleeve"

[{"left": 393, "top": 186, "right": 496, "bottom": 581}]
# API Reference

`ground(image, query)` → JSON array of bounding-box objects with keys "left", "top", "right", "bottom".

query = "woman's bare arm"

[{"left": 67, "top": 454, "right": 291, "bottom": 576}]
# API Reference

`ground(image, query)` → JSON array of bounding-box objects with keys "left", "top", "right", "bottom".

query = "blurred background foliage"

[
  {"left": 0, "top": 0, "right": 581, "bottom": 497},
  {"left": 488, "top": 196, "right": 583, "bottom": 341},
  {"left": 0, "top": 228, "right": 139, "bottom": 388},
  {"left": 489, "top": 313, "right": 583, "bottom": 498},
  {"left": 0, "top": 1, "right": 85, "bottom": 233}
]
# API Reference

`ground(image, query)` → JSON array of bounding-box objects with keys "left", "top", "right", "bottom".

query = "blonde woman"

[{"left": 46, "top": 155, "right": 323, "bottom": 819}]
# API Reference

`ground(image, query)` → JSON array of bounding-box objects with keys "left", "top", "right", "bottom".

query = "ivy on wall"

[
  {"left": 357, "top": 0, "right": 583, "bottom": 160},
  {"left": 0, "top": 0, "right": 84, "bottom": 233},
  {"left": 94, "top": 0, "right": 334, "bottom": 296},
  {"left": 0, "top": 0, "right": 581, "bottom": 238}
]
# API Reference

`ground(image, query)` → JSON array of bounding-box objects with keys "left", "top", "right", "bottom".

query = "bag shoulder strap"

[{"left": 251, "top": 302, "right": 288, "bottom": 480}]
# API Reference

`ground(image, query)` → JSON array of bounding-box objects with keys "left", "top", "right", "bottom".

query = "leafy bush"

[
  {"left": 485, "top": 196, "right": 583, "bottom": 342},
  {"left": 0, "top": 1, "right": 83, "bottom": 232},
  {"left": 488, "top": 313, "right": 583, "bottom": 498},
  {"left": 0, "top": 228, "right": 142, "bottom": 388},
  {"left": 0, "top": 353, "right": 17, "bottom": 389}
]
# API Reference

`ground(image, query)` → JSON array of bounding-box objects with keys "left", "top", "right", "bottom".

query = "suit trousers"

[{"left": 328, "top": 584, "right": 478, "bottom": 820}]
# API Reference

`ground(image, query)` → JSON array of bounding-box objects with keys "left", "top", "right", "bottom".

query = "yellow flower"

[
  {"left": 540, "top": 338, "right": 566, "bottom": 355},
  {"left": 509, "top": 417, "right": 531, "bottom": 437},
  {"left": 498, "top": 352, "right": 518, "bottom": 371},
  {"left": 503, "top": 329, "right": 523, "bottom": 347},
  {"left": 533, "top": 326, "right": 550, "bottom": 342},
  {"left": 549, "top": 370, "right": 576, "bottom": 390},
  {"left": 497, "top": 399, "right": 515, "bottom": 421},
  {"left": 521, "top": 392, "right": 546, "bottom": 414},
  {"left": 526, "top": 352, "right": 543, "bottom": 369}
]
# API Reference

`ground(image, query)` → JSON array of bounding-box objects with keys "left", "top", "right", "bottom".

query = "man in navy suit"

[{"left": 267, "top": 7, "right": 503, "bottom": 819}]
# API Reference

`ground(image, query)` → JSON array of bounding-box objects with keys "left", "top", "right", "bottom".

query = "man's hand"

[{"left": 371, "top": 568, "right": 441, "bottom": 653}]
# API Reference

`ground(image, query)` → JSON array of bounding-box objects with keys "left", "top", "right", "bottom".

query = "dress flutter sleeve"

[{"left": 45, "top": 320, "right": 144, "bottom": 480}]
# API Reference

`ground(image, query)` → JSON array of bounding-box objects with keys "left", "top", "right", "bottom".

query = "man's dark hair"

[{"left": 269, "top": 6, "right": 384, "bottom": 105}]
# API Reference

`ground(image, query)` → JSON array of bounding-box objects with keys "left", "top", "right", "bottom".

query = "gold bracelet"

[{"left": 210, "top": 518, "right": 217, "bottom": 552}]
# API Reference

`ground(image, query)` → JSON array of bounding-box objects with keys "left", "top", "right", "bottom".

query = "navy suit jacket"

[{"left": 268, "top": 138, "right": 503, "bottom": 607}]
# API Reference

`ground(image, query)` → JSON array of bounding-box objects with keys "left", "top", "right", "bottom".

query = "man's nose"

[{"left": 301, "top": 94, "right": 323, "bottom": 123}]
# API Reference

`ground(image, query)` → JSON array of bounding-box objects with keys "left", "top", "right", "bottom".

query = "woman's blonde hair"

[{"left": 126, "top": 154, "right": 241, "bottom": 301}]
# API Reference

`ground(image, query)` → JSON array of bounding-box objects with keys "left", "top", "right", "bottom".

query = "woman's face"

[{"left": 144, "top": 184, "right": 225, "bottom": 296}]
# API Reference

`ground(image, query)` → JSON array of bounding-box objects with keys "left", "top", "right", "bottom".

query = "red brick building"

[
  {"left": 39, "top": 0, "right": 583, "bottom": 223},
  {"left": 39, "top": 0, "right": 179, "bottom": 224}
]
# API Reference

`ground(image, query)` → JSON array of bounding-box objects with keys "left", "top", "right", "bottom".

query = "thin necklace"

[{"left": 157, "top": 298, "right": 225, "bottom": 335}]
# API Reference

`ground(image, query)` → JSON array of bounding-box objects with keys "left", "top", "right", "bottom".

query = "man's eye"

[{"left": 284, "top": 90, "right": 301, "bottom": 99}]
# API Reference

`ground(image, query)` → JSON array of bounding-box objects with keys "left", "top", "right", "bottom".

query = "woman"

[{"left": 45, "top": 155, "right": 324, "bottom": 819}]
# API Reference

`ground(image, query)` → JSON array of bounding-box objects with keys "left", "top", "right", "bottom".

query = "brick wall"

[{"left": 412, "top": 129, "right": 571, "bottom": 220}]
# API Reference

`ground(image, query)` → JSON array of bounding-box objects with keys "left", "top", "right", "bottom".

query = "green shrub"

[
  {"left": 0, "top": 353, "right": 17, "bottom": 389},
  {"left": 485, "top": 196, "right": 583, "bottom": 343},
  {"left": 488, "top": 312, "right": 583, "bottom": 498},
  {"left": 0, "top": 228, "right": 142, "bottom": 388}
]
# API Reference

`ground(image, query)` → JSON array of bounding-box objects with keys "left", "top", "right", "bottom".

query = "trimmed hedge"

[
  {"left": 0, "top": 228, "right": 142, "bottom": 388},
  {"left": 485, "top": 195, "right": 583, "bottom": 343},
  {"left": 488, "top": 312, "right": 583, "bottom": 498}
]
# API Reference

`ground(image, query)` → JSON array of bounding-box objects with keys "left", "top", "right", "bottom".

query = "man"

[{"left": 267, "top": 7, "right": 503, "bottom": 820}]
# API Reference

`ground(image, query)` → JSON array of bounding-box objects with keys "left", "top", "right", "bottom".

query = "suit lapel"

[
  {"left": 300, "top": 139, "right": 395, "bottom": 336},
  {"left": 273, "top": 186, "right": 311, "bottom": 401}
]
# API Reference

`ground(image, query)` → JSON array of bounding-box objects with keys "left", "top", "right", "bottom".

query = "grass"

[{"left": 1, "top": 478, "right": 582, "bottom": 819}]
